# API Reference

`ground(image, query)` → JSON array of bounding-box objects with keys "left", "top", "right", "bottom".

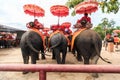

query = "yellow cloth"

[
  {"left": 30, "top": 28, "right": 46, "bottom": 49},
  {"left": 71, "top": 28, "right": 87, "bottom": 50}
]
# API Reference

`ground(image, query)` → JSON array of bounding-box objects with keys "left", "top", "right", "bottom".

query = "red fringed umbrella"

[
  {"left": 61, "top": 22, "right": 71, "bottom": 28},
  {"left": 50, "top": 5, "right": 69, "bottom": 25},
  {"left": 23, "top": 4, "right": 45, "bottom": 18},
  {"left": 74, "top": 0, "right": 98, "bottom": 14},
  {"left": 113, "top": 30, "right": 120, "bottom": 33}
]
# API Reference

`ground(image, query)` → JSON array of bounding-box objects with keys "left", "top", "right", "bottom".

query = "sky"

[{"left": 0, "top": 0, "right": 120, "bottom": 31}]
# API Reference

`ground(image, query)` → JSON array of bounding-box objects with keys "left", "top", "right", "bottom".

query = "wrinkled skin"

[
  {"left": 20, "top": 31, "right": 45, "bottom": 74},
  {"left": 50, "top": 32, "right": 68, "bottom": 64},
  {"left": 73, "top": 29, "right": 102, "bottom": 78}
]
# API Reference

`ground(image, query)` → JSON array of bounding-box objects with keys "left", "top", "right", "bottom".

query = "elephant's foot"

[
  {"left": 61, "top": 62, "right": 65, "bottom": 64},
  {"left": 36, "top": 57, "right": 40, "bottom": 60},
  {"left": 85, "top": 76, "right": 95, "bottom": 80},
  {"left": 31, "top": 71, "right": 36, "bottom": 73},
  {"left": 77, "top": 57, "right": 83, "bottom": 61},
  {"left": 92, "top": 73, "right": 99, "bottom": 78},
  {"left": 41, "top": 56, "right": 46, "bottom": 60},
  {"left": 52, "top": 57, "right": 56, "bottom": 59},
  {"left": 22, "top": 71, "right": 29, "bottom": 74}
]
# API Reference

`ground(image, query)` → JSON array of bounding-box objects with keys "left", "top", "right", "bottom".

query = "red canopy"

[
  {"left": 50, "top": 5, "right": 69, "bottom": 25},
  {"left": 113, "top": 30, "right": 120, "bottom": 33},
  {"left": 50, "top": 5, "right": 69, "bottom": 17},
  {"left": 61, "top": 22, "right": 71, "bottom": 28},
  {"left": 23, "top": 4, "right": 45, "bottom": 17},
  {"left": 74, "top": 0, "right": 98, "bottom": 14}
]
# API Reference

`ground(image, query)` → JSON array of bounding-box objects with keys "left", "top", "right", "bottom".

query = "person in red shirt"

[
  {"left": 34, "top": 19, "right": 44, "bottom": 29},
  {"left": 114, "top": 35, "right": 119, "bottom": 48},
  {"left": 77, "top": 13, "right": 91, "bottom": 23},
  {"left": 75, "top": 13, "right": 92, "bottom": 29}
]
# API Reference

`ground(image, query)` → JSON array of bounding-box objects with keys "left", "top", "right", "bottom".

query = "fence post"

[{"left": 39, "top": 70, "right": 46, "bottom": 80}]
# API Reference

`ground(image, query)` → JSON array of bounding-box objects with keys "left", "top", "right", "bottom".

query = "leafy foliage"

[
  {"left": 93, "top": 17, "right": 119, "bottom": 40},
  {"left": 99, "top": 0, "right": 120, "bottom": 14},
  {"left": 65, "top": 0, "right": 84, "bottom": 9},
  {"left": 66, "top": 0, "right": 120, "bottom": 16},
  {"left": 93, "top": 26, "right": 105, "bottom": 39}
]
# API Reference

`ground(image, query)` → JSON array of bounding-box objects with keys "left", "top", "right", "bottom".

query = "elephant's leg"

[
  {"left": 23, "top": 56, "right": 29, "bottom": 64},
  {"left": 68, "top": 45, "right": 71, "bottom": 52},
  {"left": 22, "top": 52, "right": 30, "bottom": 74},
  {"left": 41, "top": 47, "right": 46, "bottom": 60},
  {"left": 72, "top": 47, "right": 76, "bottom": 55},
  {"left": 31, "top": 53, "right": 37, "bottom": 64},
  {"left": 91, "top": 55, "right": 99, "bottom": 64},
  {"left": 36, "top": 53, "right": 39, "bottom": 60},
  {"left": 78, "top": 47, "right": 89, "bottom": 64},
  {"left": 76, "top": 49, "right": 83, "bottom": 61},
  {"left": 52, "top": 49, "right": 56, "bottom": 59},
  {"left": 83, "top": 57, "right": 89, "bottom": 64},
  {"left": 77, "top": 53, "right": 83, "bottom": 61},
  {"left": 90, "top": 55, "right": 99, "bottom": 78},
  {"left": 61, "top": 51, "right": 67, "bottom": 64},
  {"left": 41, "top": 52, "right": 46, "bottom": 60},
  {"left": 54, "top": 49, "right": 61, "bottom": 64}
]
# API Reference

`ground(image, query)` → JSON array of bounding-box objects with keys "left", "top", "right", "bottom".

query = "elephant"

[
  {"left": 20, "top": 30, "right": 46, "bottom": 74},
  {"left": 72, "top": 29, "right": 111, "bottom": 78},
  {"left": 49, "top": 31, "right": 68, "bottom": 64}
]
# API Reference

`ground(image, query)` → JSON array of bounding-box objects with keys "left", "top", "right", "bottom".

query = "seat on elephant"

[{"left": 71, "top": 28, "right": 87, "bottom": 51}]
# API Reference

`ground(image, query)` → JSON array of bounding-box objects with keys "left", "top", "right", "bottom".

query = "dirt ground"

[{"left": 0, "top": 45, "right": 120, "bottom": 80}]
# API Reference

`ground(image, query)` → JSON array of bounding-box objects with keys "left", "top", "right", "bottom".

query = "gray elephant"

[
  {"left": 72, "top": 20, "right": 111, "bottom": 78},
  {"left": 49, "top": 31, "right": 68, "bottom": 64},
  {"left": 20, "top": 30, "right": 46, "bottom": 74},
  {"left": 73, "top": 29, "right": 111, "bottom": 78}
]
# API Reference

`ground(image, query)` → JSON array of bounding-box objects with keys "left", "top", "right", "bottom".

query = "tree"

[
  {"left": 99, "top": 0, "right": 120, "bottom": 14},
  {"left": 65, "top": 0, "right": 84, "bottom": 16},
  {"left": 66, "top": 0, "right": 120, "bottom": 16},
  {"left": 93, "top": 26, "right": 105, "bottom": 39},
  {"left": 116, "top": 26, "right": 120, "bottom": 29},
  {"left": 94, "top": 18, "right": 116, "bottom": 39}
]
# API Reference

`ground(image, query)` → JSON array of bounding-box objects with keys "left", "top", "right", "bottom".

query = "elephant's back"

[
  {"left": 50, "top": 33, "right": 67, "bottom": 46},
  {"left": 76, "top": 29, "right": 101, "bottom": 40},
  {"left": 20, "top": 31, "right": 30, "bottom": 43},
  {"left": 20, "top": 31, "right": 42, "bottom": 46},
  {"left": 75, "top": 29, "right": 102, "bottom": 45}
]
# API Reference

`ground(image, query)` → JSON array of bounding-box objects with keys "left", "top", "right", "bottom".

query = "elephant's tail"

[
  {"left": 50, "top": 33, "right": 62, "bottom": 49},
  {"left": 26, "top": 35, "right": 51, "bottom": 56},
  {"left": 94, "top": 39, "right": 112, "bottom": 64}
]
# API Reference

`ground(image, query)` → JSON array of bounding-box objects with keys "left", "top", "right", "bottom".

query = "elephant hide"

[{"left": 49, "top": 32, "right": 68, "bottom": 64}]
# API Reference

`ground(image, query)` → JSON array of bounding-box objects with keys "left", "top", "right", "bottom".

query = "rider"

[
  {"left": 34, "top": 19, "right": 44, "bottom": 29},
  {"left": 76, "top": 13, "right": 92, "bottom": 29},
  {"left": 77, "top": 13, "right": 91, "bottom": 24}
]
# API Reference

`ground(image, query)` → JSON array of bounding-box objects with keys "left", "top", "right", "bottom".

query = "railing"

[{"left": 0, "top": 64, "right": 120, "bottom": 80}]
